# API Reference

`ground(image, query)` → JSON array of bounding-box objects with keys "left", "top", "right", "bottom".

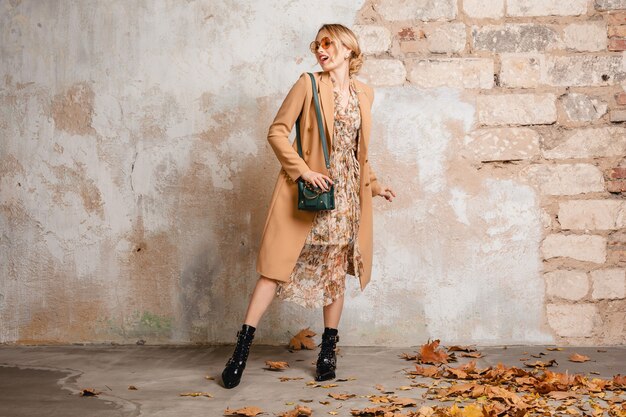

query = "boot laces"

[
  {"left": 317, "top": 334, "right": 339, "bottom": 362},
  {"left": 229, "top": 330, "right": 254, "bottom": 363}
]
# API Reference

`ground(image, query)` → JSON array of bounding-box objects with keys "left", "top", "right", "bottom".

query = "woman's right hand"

[{"left": 299, "top": 170, "right": 333, "bottom": 192}]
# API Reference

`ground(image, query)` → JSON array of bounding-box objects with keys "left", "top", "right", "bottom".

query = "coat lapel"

[
  {"left": 354, "top": 78, "right": 371, "bottom": 161},
  {"left": 317, "top": 71, "right": 372, "bottom": 159},
  {"left": 318, "top": 71, "right": 334, "bottom": 148}
]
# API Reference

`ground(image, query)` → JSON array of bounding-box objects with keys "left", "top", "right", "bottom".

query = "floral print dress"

[{"left": 275, "top": 77, "right": 364, "bottom": 309}]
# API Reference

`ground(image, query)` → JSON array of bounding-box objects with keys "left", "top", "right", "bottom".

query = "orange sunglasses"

[{"left": 309, "top": 36, "right": 335, "bottom": 53}]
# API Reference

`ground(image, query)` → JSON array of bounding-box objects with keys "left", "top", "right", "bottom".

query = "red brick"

[
  {"left": 398, "top": 27, "right": 416, "bottom": 41},
  {"left": 608, "top": 38, "right": 626, "bottom": 51},
  {"left": 610, "top": 167, "right": 626, "bottom": 179},
  {"left": 616, "top": 92, "right": 626, "bottom": 105},
  {"left": 609, "top": 25, "right": 626, "bottom": 37},
  {"left": 608, "top": 12, "right": 626, "bottom": 25},
  {"left": 607, "top": 180, "right": 626, "bottom": 192}
]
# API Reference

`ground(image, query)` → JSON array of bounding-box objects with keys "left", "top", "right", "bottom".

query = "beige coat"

[{"left": 256, "top": 70, "right": 381, "bottom": 291}]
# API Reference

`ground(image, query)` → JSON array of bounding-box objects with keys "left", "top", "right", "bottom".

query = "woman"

[{"left": 221, "top": 23, "right": 395, "bottom": 389}]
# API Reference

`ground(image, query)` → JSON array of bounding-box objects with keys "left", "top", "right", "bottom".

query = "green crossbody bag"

[{"left": 295, "top": 72, "right": 335, "bottom": 211}]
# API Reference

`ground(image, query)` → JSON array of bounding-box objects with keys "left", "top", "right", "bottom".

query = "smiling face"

[{"left": 312, "top": 29, "right": 352, "bottom": 72}]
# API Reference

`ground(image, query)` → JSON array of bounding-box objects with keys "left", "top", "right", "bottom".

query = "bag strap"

[{"left": 296, "top": 72, "right": 330, "bottom": 169}]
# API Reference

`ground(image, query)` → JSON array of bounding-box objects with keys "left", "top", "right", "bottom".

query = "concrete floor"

[{"left": 0, "top": 344, "right": 624, "bottom": 416}]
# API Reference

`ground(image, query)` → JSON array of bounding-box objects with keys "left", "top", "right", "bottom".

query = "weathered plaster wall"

[{"left": 0, "top": 0, "right": 624, "bottom": 346}]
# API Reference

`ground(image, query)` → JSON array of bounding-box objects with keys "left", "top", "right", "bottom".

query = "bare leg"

[
  {"left": 323, "top": 293, "right": 344, "bottom": 328},
  {"left": 221, "top": 275, "right": 280, "bottom": 389},
  {"left": 316, "top": 292, "right": 343, "bottom": 381},
  {"left": 243, "top": 275, "right": 279, "bottom": 328}
]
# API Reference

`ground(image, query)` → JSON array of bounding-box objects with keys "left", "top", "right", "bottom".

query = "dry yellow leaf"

[
  {"left": 447, "top": 345, "right": 477, "bottom": 353},
  {"left": 266, "top": 360, "right": 289, "bottom": 370},
  {"left": 548, "top": 391, "right": 580, "bottom": 400},
  {"left": 417, "top": 405, "right": 436, "bottom": 415},
  {"left": 350, "top": 404, "right": 401, "bottom": 415},
  {"left": 79, "top": 388, "right": 100, "bottom": 396},
  {"left": 180, "top": 392, "right": 213, "bottom": 398},
  {"left": 368, "top": 394, "right": 392, "bottom": 403},
  {"left": 278, "top": 404, "right": 312, "bottom": 417},
  {"left": 524, "top": 359, "right": 557, "bottom": 368},
  {"left": 224, "top": 406, "right": 263, "bottom": 416},
  {"left": 288, "top": 328, "right": 317, "bottom": 350},
  {"left": 568, "top": 353, "right": 590, "bottom": 363},
  {"left": 392, "top": 396, "right": 417, "bottom": 407},
  {"left": 420, "top": 339, "right": 452, "bottom": 364},
  {"left": 399, "top": 352, "right": 418, "bottom": 360},
  {"left": 448, "top": 403, "right": 484, "bottom": 417},
  {"left": 328, "top": 392, "right": 355, "bottom": 400},
  {"left": 461, "top": 352, "right": 483, "bottom": 358},
  {"left": 410, "top": 364, "right": 441, "bottom": 378}
]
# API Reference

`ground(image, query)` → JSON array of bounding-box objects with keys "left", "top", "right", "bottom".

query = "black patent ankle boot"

[
  {"left": 315, "top": 327, "right": 339, "bottom": 381},
  {"left": 221, "top": 323, "right": 256, "bottom": 389}
]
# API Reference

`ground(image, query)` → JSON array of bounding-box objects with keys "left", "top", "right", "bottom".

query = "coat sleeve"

[
  {"left": 267, "top": 72, "right": 311, "bottom": 182},
  {"left": 367, "top": 85, "right": 382, "bottom": 197}
]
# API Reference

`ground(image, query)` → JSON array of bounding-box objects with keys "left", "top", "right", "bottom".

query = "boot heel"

[
  {"left": 316, "top": 369, "right": 335, "bottom": 380},
  {"left": 221, "top": 324, "right": 256, "bottom": 389}
]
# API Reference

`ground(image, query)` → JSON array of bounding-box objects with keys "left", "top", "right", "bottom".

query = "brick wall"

[{"left": 355, "top": 0, "right": 626, "bottom": 344}]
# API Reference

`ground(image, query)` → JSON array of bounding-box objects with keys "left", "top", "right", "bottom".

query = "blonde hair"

[{"left": 317, "top": 24, "right": 363, "bottom": 76}]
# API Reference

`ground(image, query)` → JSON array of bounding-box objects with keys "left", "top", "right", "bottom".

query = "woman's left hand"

[{"left": 377, "top": 185, "right": 396, "bottom": 202}]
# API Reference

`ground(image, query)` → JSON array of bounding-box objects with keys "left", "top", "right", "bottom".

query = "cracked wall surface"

[{"left": 1, "top": 0, "right": 624, "bottom": 346}]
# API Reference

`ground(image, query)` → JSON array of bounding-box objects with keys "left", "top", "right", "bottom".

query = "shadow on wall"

[{"left": 177, "top": 97, "right": 279, "bottom": 344}]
